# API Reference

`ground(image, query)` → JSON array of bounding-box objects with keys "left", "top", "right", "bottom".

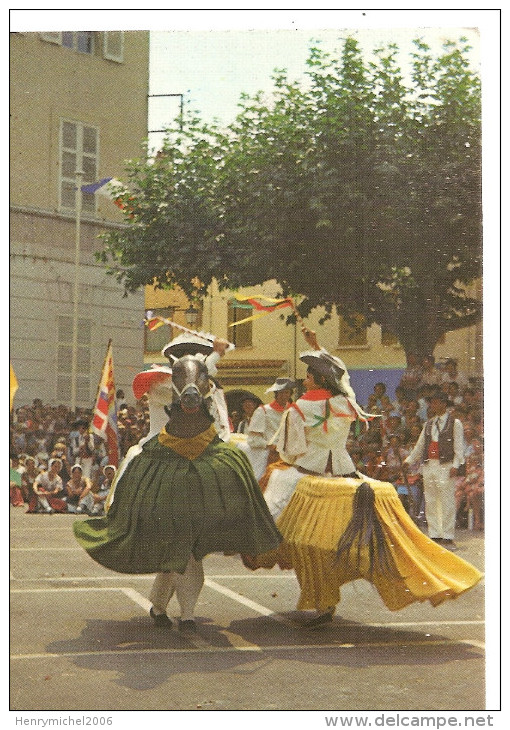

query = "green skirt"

[{"left": 73, "top": 435, "right": 282, "bottom": 574}]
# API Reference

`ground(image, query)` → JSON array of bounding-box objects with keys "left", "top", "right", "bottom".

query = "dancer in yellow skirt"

[{"left": 251, "top": 327, "right": 483, "bottom": 627}]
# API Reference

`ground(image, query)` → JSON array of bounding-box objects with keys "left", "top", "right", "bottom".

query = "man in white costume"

[
  {"left": 264, "top": 328, "right": 374, "bottom": 521},
  {"left": 239, "top": 378, "right": 296, "bottom": 481}
]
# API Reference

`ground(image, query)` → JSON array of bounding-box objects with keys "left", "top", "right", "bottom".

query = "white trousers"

[
  {"left": 422, "top": 460, "right": 456, "bottom": 540},
  {"left": 264, "top": 466, "right": 301, "bottom": 521},
  {"left": 149, "top": 556, "right": 204, "bottom": 621}
]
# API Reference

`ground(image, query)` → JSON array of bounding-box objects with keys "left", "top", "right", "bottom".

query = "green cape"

[{"left": 73, "top": 434, "right": 281, "bottom": 574}]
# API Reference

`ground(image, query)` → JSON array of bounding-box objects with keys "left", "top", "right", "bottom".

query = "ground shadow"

[{"left": 45, "top": 611, "right": 483, "bottom": 693}]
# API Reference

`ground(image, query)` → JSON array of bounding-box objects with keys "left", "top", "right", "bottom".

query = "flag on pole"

[
  {"left": 80, "top": 177, "right": 134, "bottom": 214},
  {"left": 81, "top": 177, "right": 123, "bottom": 196},
  {"left": 10, "top": 363, "right": 18, "bottom": 412},
  {"left": 146, "top": 317, "right": 166, "bottom": 332},
  {"left": 91, "top": 340, "right": 120, "bottom": 467},
  {"left": 229, "top": 294, "right": 294, "bottom": 326}
]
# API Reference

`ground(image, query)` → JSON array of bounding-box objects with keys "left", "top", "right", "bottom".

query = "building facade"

[
  {"left": 145, "top": 279, "right": 483, "bottom": 407},
  {"left": 10, "top": 30, "right": 149, "bottom": 409}
]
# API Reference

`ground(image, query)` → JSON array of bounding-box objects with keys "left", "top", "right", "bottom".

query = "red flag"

[{"left": 91, "top": 340, "right": 119, "bottom": 467}]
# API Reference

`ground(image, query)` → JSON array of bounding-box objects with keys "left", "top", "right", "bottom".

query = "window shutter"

[
  {"left": 103, "top": 31, "right": 124, "bottom": 62},
  {"left": 40, "top": 32, "right": 62, "bottom": 45}
]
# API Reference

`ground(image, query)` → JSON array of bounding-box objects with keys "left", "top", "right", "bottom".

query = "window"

[
  {"left": 338, "top": 314, "right": 367, "bottom": 347},
  {"left": 103, "top": 31, "right": 124, "bottom": 62},
  {"left": 56, "top": 316, "right": 92, "bottom": 403},
  {"left": 144, "top": 308, "right": 176, "bottom": 354},
  {"left": 228, "top": 300, "right": 253, "bottom": 348},
  {"left": 59, "top": 120, "right": 99, "bottom": 214},
  {"left": 41, "top": 31, "right": 94, "bottom": 54}
]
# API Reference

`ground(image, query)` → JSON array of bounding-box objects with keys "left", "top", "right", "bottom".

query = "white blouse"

[{"left": 275, "top": 394, "right": 357, "bottom": 476}]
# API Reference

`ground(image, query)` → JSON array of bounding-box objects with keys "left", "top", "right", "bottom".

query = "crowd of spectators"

[
  {"left": 343, "top": 356, "right": 484, "bottom": 528},
  {"left": 9, "top": 391, "right": 152, "bottom": 514},
  {"left": 10, "top": 356, "right": 483, "bottom": 528}
]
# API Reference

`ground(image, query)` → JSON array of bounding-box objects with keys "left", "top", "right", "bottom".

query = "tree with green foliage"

[{"left": 99, "top": 36, "right": 482, "bottom": 361}]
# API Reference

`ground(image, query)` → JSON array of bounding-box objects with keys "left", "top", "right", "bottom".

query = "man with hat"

[
  {"left": 263, "top": 328, "right": 373, "bottom": 521},
  {"left": 403, "top": 386, "right": 465, "bottom": 549},
  {"left": 241, "top": 378, "right": 296, "bottom": 481},
  {"left": 162, "top": 332, "right": 232, "bottom": 442}
]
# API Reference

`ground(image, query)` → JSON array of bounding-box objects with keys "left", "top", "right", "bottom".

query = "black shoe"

[
  {"left": 178, "top": 619, "right": 197, "bottom": 633},
  {"left": 149, "top": 607, "right": 173, "bottom": 628},
  {"left": 305, "top": 611, "right": 334, "bottom": 629},
  {"left": 441, "top": 539, "right": 458, "bottom": 551}
]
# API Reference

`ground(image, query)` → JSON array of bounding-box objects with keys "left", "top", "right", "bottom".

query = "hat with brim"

[
  {"left": 132, "top": 365, "right": 173, "bottom": 400},
  {"left": 300, "top": 350, "right": 346, "bottom": 393},
  {"left": 265, "top": 377, "right": 297, "bottom": 394},
  {"left": 162, "top": 333, "right": 213, "bottom": 360}
]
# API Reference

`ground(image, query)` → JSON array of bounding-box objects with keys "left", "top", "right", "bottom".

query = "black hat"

[{"left": 299, "top": 351, "right": 345, "bottom": 393}]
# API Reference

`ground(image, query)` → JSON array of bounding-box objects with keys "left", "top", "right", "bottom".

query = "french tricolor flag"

[
  {"left": 81, "top": 177, "right": 123, "bottom": 196},
  {"left": 81, "top": 177, "right": 134, "bottom": 216}
]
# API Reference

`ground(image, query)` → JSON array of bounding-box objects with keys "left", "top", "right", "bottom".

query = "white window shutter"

[{"left": 103, "top": 31, "right": 124, "bottom": 62}]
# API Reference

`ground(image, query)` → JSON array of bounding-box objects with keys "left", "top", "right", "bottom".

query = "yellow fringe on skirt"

[{"left": 252, "top": 474, "right": 483, "bottom": 613}]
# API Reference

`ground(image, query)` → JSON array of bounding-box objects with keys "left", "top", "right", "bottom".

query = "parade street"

[{"left": 10, "top": 506, "right": 487, "bottom": 714}]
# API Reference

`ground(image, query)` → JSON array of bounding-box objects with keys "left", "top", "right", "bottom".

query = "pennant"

[
  {"left": 146, "top": 317, "right": 167, "bottom": 331},
  {"left": 229, "top": 294, "right": 294, "bottom": 326},
  {"left": 10, "top": 363, "right": 18, "bottom": 412},
  {"left": 91, "top": 340, "right": 120, "bottom": 467}
]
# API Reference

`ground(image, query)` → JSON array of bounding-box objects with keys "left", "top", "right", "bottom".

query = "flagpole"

[{"left": 71, "top": 169, "right": 84, "bottom": 414}]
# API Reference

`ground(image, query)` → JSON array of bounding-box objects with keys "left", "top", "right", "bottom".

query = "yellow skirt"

[{"left": 253, "top": 474, "right": 483, "bottom": 613}]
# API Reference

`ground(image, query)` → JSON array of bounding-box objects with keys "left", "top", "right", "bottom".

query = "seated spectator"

[
  {"left": 384, "top": 434, "right": 410, "bottom": 483},
  {"left": 361, "top": 446, "right": 389, "bottom": 481},
  {"left": 366, "top": 382, "right": 388, "bottom": 411},
  {"left": 391, "top": 385, "right": 408, "bottom": 416},
  {"left": 464, "top": 441, "right": 484, "bottom": 531},
  {"left": 398, "top": 352, "right": 422, "bottom": 396},
  {"left": 89, "top": 464, "right": 116, "bottom": 516},
  {"left": 365, "top": 394, "right": 381, "bottom": 414},
  {"left": 116, "top": 389, "right": 127, "bottom": 412},
  {"left": 420, "top": 355, "right": 442, "bottom": 387},
  {"left": 11, "top": 424, "right": 28, "bottom": 455},
  {"left": 32, "top": 428, "right": 49, "bottom": 461},
  {"left": 50, "top": 440, "right": 71, "bottom": 484},
  {"left": 416, "top": 384, "right": 434, "bottom": 421},
  {"left": 382, "top": 412, "right": 406, "bottom": 447},
  {"left": 359, "top": 418, "right": 383, "bottom": 449},
  {"left": 402, "top": 425, "right": 425, "bottom": 520},
  {"left": 27, "top": 458, "right": 67, "bottom": 513},
  {"left": 440, "top": 358, "right": 469, "bottom": 391},
  {"left": 65, "top": 464, "right": 94, "bottom": 514},
  {"left": 21, "top": 455, "right": 40, "bottom": 504},
  {"left": 456, "top": 439, "right": 484, "bottom": 530},
  {"left": 384, "top": 434, "right": 414, "bottom": 514},
  {"left": 10, "top": 456, "right": 25, "bottom": 507},
  {"left": 445, "top": 381, "right": 463, "bottom": 406}
]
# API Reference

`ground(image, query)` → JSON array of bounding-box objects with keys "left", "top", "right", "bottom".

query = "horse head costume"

[{"left": 73, "top": 352, "right": 281, "bottom": 578}]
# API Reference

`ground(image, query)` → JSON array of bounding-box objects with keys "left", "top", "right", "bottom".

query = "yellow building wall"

[
  {"left": 10, "top": 31, "right": 149, "bottom": 214},
  {"left": 144, "top": 278, "right": 481, "bottom": 402}
]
